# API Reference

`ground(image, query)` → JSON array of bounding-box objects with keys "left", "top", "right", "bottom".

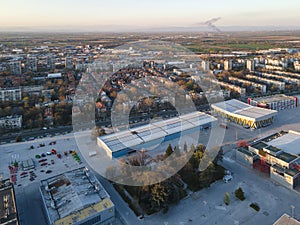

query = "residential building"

[
  {"left": 26, "top": 56, "right": 38, "bottom": 72},
  {"left": 0, "top": 88, "right": 22, "bottom": 102},
  {"left": 0, "top": 116, "right": 22, "bottom": 129},
  {"left": 9, "top": 61, "right": 21, "bottom": 75}
]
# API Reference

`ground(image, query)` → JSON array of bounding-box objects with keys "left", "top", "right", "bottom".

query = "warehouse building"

[
  {"left": 98, "top": 111, "right": 217, "bottom": 158},
  {"left": 248, "top": 94, "right": 298, "bottom": 111},
  {"left": 40, "top": 167, "right": 115, "bottom": 225},
  {"left": 0, "top": 178, "right": 19, "bottom": 225},
  {"left": 211, "top": 99, "right": 277, "bottom": 129},
  {"left": 243, "top": 130, "right": 300, "bottom": 190}
]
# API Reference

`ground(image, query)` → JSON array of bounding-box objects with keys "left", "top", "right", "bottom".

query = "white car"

[{"left": 223, "top": 175, "right": 233, "bottom": 183}]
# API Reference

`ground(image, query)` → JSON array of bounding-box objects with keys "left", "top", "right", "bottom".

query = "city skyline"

[{"left": 0, "top": 0, "right": 300, "bottom": 31}]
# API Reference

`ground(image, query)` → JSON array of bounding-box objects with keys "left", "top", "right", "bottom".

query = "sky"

[{"left": 0, "top": 0, "right": 300, "bottom": 31}]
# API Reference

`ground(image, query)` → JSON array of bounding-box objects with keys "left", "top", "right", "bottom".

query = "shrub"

[
  {"left": 235, "top": 187, "right": 245, "bottom": 201},
  {"left": 224, "top": 192, "right": 230, "bottom": 205},
  {"left": 250, "top": 203, "right": 260, "bottom": 212}
]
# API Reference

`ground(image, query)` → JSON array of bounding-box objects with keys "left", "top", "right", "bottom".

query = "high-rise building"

[
  {"left": 65, "top": 57, "right": 73, "bottom": 70},
  {"left": 246, "top": 59, "right": 255, "bottom": 71},
  {"left": 9, "top": 61, "right": 22, "bottom": 75},
  {"left": 47, "top": 55, "right": 56, "bottom": 70},
  {"left": 26, "top": 56, "right": 37, "bottom": 72},
  {"left": 224, "top": 60, "right": 233, "bottom": 71},
  {"left": 201, "top": 60, "right": 210, "bottom": 71}
]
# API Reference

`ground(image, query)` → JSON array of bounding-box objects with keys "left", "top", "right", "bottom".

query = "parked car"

[
  {"left": 220, "top": 123, "right": 228, "bottom": 129},
  {"left": 46, "top": 152, "right": 52, "bottom": 156},
  {"left": 223, "top": 175, "right": 233, "bottom": 183}
]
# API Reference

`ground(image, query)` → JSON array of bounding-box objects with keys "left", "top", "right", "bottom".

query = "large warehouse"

[
  {"left": 97, "top": 111, "right": 217, "bottom": 158},
  {"left": 211, "top": 99, "right": 277, "bottom": 129},
  {"left": 40, "top": 167, "right": 115, "bottom": 225},
  {"left": 248, "top": 94, "right": 298, "bottom": 111}
]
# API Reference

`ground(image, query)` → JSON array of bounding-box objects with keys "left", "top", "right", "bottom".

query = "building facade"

[{"left": 0, "top": 88, "right": 22, "bottom": 102}]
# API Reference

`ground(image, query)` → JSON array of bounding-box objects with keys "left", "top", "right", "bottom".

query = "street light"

[{"left": 291, "top": 205, "right": 295, "bottom": 218}]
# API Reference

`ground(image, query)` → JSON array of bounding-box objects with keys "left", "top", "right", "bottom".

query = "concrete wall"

[
  {"left": 235, "top": 150, "right": 258, "bottom": 167},
  {"left": 270, "top": 167, "right": 293, "bottom": 189}
]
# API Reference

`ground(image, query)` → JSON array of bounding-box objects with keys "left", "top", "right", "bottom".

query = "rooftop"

[
  {"left": 212, "top": 99, "right": 277, "bottom": 121},
  {"left": 251, "top": 142, "right": 268, "bottom": 151},
  {"left": 40, "top": 167, "right": 113, "bottom": 225},
  {"left": 276, "top": 152, "right": 297, "bottom": 163},
  {"left": 0, "top": 179, "right": 19, "bottom": 225},
  {"left": 265, "top": 145, "right": 282, "bottom": 153},
  {"left": 253, "top": 94, "right": 296, "bottom": 104},
  {"left": 273, "top": 214, "right": 300, "bottom": 225},
  {"left": 99, "top": 111, "right": 217, "bottom": 153},
  {"left": 237, "top": 147, "right": 257, "bottom": 157},
  {"left": 268, "top": 131, "right": 300, "bottom": 156}
]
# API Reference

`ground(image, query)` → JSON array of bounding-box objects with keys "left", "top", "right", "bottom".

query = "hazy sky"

[{"left": 0, "top": 0, "right": 299, "bottom": 29}]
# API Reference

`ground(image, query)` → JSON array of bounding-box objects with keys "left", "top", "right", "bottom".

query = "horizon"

[{"left": 1, "top": 0, "right": 300, "bottom": 32}]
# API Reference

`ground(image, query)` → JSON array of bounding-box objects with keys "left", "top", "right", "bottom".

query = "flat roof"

[
  {"left": 265, "top": 145, "right": 282, "bottom": 153},
  {"left": 252, "top": 94, "right": 296, "bottom": 104},
  {"left": 237, "top": 147, "right": 257, "bottom": 157},
  {"left": 40, "top": 167, "right": 113, "bottom": 225},
  {"left": 273, "top": 214, "right": 300, "bottom": 225},
  {"left": 212, "top": 99, "right": 277, "bottom": 121},
  {"left": 251, "top": 142, "right": 268, "bottom": 150},
  {"left": 99, "top": 111, "right": 217, "bottom": 153},
  {"left": 268, "top": 131, "right": 300, "bottom": 156},
  {"left": 277, "top": 152, "right": 297, "bottom": 163},
  {"left": 0, "top": 179, "right": 18, "bottom": 225}
]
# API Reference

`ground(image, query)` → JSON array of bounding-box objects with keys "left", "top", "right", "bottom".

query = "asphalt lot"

[{"left": 0, "top": 106, "right": 300, "bottom": 225}]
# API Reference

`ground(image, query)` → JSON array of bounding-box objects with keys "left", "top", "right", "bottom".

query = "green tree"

[
  {"left": 164, "top": 144, "right": 173, "bottom": 158},
  {"left": 235, "top": 187, "right": 245, "bottom": 201}
]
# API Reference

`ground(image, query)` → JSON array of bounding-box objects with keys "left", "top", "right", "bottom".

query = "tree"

[
  {"left": 224, "top": 192, "right": 230, "bottom": 205},
  {"left": 235, "top": 187, "right": 245, "bottom": 201},
  {"left": 150, "top": 182, "right": 170, "bottom": 212},
  {"left": 91, "top": 126, "right": 106, "bottom": 139},
  {"left": 173, "top": 146, "right": 181, "bottom": 157},
  {"left": 183, "top": 142, "right": 188, "bottom": 153},
  {"left": 15, "top": 136, "right": 22, "bottom": 142},
  {"left": 164, "top": 144, "right": 173, "bottom": 158}
]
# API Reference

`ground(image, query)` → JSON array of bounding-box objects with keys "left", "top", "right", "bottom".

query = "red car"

[
  {"left": 51, "top": 149, "right": 57, "bottom": 154},
  {"left": 39, "top": 159, "right": 47, "bottom": 163},
  {"left": 20, "top": 172, "right": 28, "bottom": 176},
  {"left": 41, "top": 162, "right": 47, "bottom": 166},
  {"left": 57, "top": 154, "right": 62, "bottom": 159}
]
